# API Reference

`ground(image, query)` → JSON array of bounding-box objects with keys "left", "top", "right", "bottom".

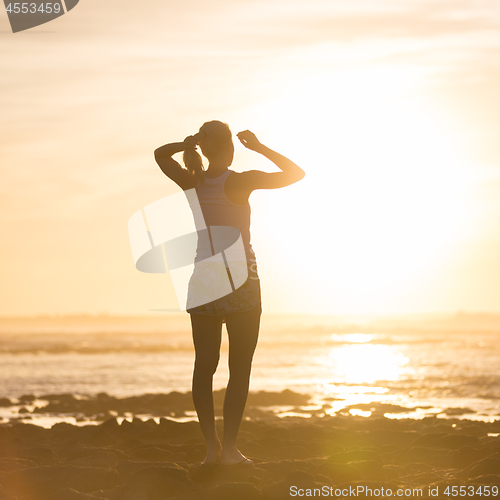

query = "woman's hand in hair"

[
  {"left": 237, "top": 130, "right": 263, "bottom": 152},
  {"left": 183, "top": 134, "right": 200, "bottom": 150}
]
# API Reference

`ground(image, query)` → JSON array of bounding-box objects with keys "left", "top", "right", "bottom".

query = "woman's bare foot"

[
  {"left": 219, "top": 447, "right": 253, "bottom": 466},
  {"left": 201, "top": 443, "right": 222, "bottom": 465}
]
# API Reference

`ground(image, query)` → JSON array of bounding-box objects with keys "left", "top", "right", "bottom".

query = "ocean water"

[{"left": 1, "top": 314, "right": 499, "bottom": 423}]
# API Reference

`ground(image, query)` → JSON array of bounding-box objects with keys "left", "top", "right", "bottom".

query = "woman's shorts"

[{"left": 187, "top": 263, "right": 261, "bottom": 321}]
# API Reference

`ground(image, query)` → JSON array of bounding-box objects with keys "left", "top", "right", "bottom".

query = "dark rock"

[
  {"left": 411, "top": 433, "right": 479, "bottom": 450},
  {"left": 256, "top": 460, "right": 311, "bottom": 476},
  {"left": 188, "top": 463, "right": 224, "bottom": 484},
  {"left": 128, "top": 445, "right": 177, "bottom": 462},
  {"left": 66, "top": 465, "right": 118, "bottom": 493},
  {"left": 116, "top": 460, "right": 180, "bottom": 483},
  {"left": 0, "top": 457, "right": 38, "bottom": 471},
  {"left": 278, "top": 443, "right": 310, "bottom": 460},
  {"left": 360, "top": 429, "right": 417, "bottom": 447},
  {"left": 405, "top": 447, "right": 452, "bottom": 466},
  {"left": 41, "top": 393, "right": 79, "bottom": 403},
  {"left": 99, "top": 417, "right": 119, "bottom": 430},
  {"left": 469, "top": 474, "right": 500, "bottom": 485},
  {"left": 84, "top": 429, "right": 119, "bottom": 448},
  {"left": 285, "top": 469, "right": 315, "bottom": 486},
  {"left": 120, "top": 465, "right": 192, "bottom": 500},
  {"left": 452, "top": 447, "right": 482, "bottom": 468},
  {"left": 246, "top": 389, "right": 310, "bottom": 407},
  {"left": 10, "top": 422, "right": 48, "bottom": 440},
  {"left": 19, "top": 394, "right": 37, "bottom": 404},
  {"left": 411, "top": 433, "right": 447, "bottom": 447},
  {"left": 442, "top": 408, "right": 475, "bottom": 416},
  {"left": 207, "top": 481, "right": 262, "bottom": 500},
  {"left": 18, "top": 446, "right": 59, "bottom": 466},
  {"left": 67, "top": 449, "right": 121, "bottom": 468},
  {"left": 4, "top": 465, "right": 118, "bottom": 497},
  {"left": 439, "top": 435, "right": 479, "bottom": 449},
  {"left": 315, "top": 462, "right": 362, "bottom": 482},
  {"left": 53, "top": 487, "right": 104, "bottom": 500},
  {"left": 51, "top": 421, "right": 77, "bottom": 432},
  {"left": 465, "top": 458, "right": 500, "bottom": 479},
  {"left": 328, "top": 450, "right": 383, "bottom": 464},
  {"left": 348, "top": 460, "right": 387, "bottom": 480}
]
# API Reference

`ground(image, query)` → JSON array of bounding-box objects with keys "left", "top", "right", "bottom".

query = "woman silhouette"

[{"left": 154, "top": 121, "right": 304, "bottom": 465}]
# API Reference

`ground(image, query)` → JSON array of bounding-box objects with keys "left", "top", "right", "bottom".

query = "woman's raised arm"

[
  {"left": 236, "top": 130, "right": 305, "bottom": 190},
  {"left": 154, "top": 140, "right": 197, "bottom": 190}
]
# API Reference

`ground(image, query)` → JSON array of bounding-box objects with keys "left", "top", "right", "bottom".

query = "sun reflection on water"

[
  {"left": 325, "top": 344, "right": 410, "bottom": 385},
  {"left": 330, "top": 333, "right": 376, "bottom": 344},
  {"left": 349, "top": 409, "right": 372, "bottom": 417}
]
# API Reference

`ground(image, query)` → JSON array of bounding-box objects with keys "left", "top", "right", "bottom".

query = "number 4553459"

[
  {"left": 5, "top": 3, "right": 62, "bottom": 14},
  {"left": 444, "top": 485, "right": 499, "bottom": 497}
]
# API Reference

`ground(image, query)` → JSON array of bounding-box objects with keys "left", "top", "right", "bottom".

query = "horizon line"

[{"left": 2, "top": 310, "right": 500, "bottom": 320}]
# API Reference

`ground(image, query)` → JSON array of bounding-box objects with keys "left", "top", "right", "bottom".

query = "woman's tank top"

[
  {"left": 185, "top": 169, "right": 261, "bottom": 316},
  {"left": 194, "top": 169, "right": 257, "bottom": 266}
]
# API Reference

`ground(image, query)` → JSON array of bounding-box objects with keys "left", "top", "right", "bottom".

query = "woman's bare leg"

[
  {"left": 220, "top": 306, "right": 261, "bottom": 465},
  {"left": 190, "top": 314, "right": 224, "bottom": 464}
]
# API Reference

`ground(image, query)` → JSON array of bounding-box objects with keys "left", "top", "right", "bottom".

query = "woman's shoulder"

[
  {"left": 224, "top": 171, "right": 255, "bottom": 205},
  {"left": 226, "top": 169, "right": 263, "bottom": 183}
]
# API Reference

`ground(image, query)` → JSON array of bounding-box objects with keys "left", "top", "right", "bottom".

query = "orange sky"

[{"left": 1, "top": 0, "right": 500, "bottom": 315}]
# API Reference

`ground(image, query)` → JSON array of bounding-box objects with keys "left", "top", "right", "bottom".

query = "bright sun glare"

[
  {"left": 248, "top": 64, "right": 470, "bottom": 313},
  {"left": 326, "top": 343, "right": 410, "bottom": 385}
]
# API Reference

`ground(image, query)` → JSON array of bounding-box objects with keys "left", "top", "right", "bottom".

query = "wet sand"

[{"left": 0, "top": 390, "right": 499, "bottom": 499}]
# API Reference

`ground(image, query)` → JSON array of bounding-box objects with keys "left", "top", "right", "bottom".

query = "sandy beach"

[{"left": 0, "top": 390, "right": 499, "bottom": 500}]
